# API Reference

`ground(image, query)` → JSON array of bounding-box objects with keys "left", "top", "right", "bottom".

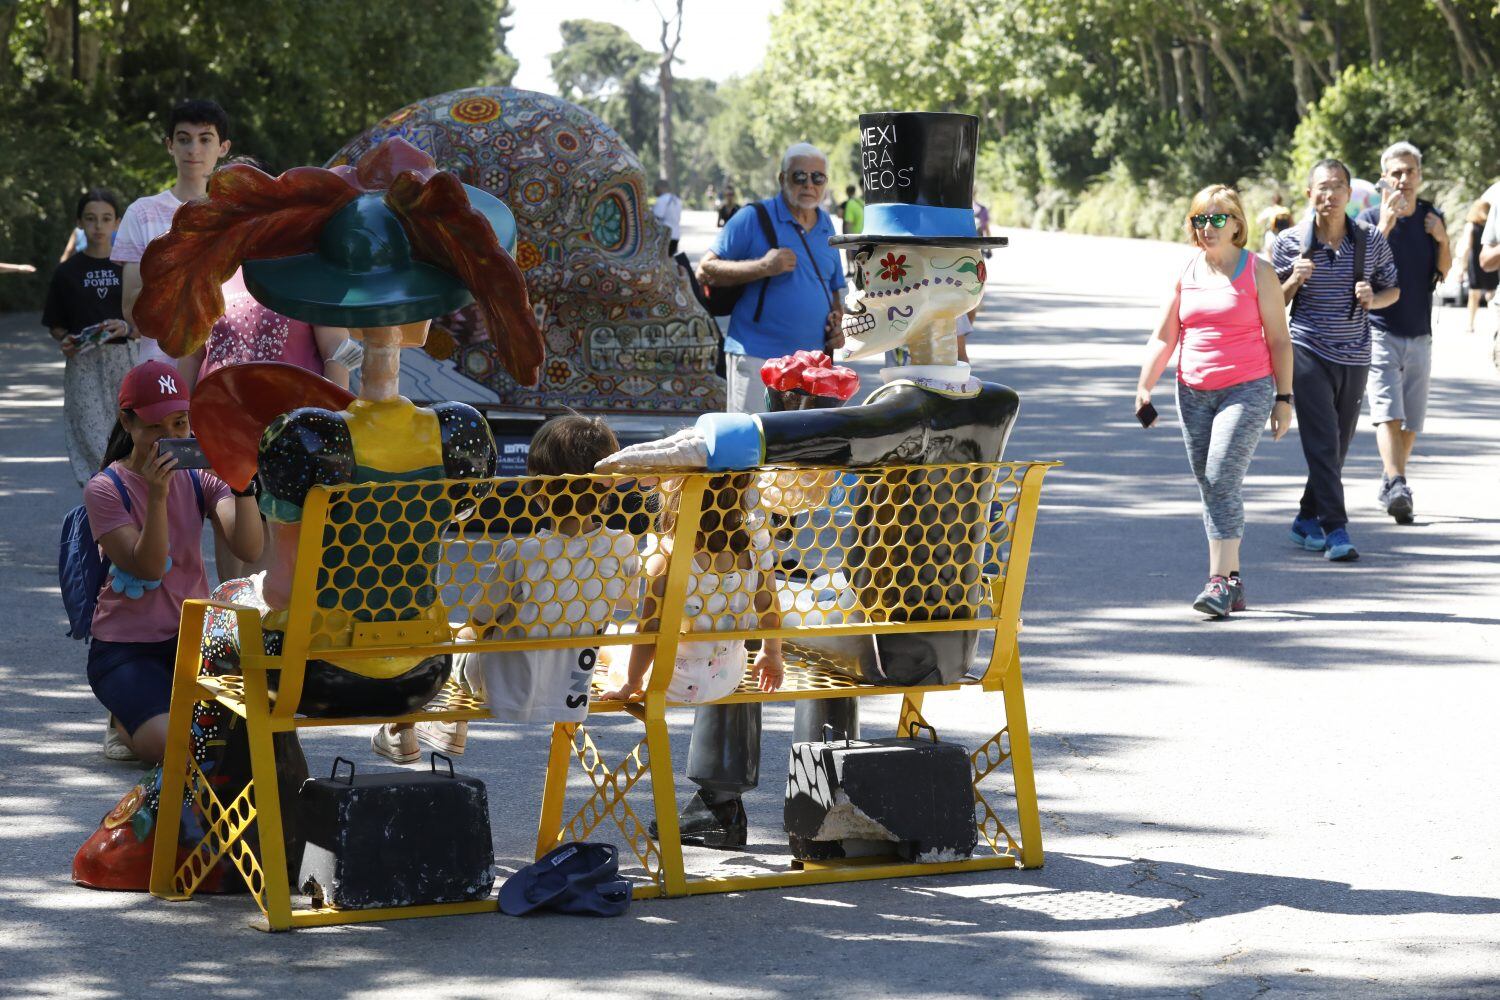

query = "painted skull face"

[
  {"left": 329, "top": 87, "right": 723, "bottom": 414},
  {"left": 839, "top": 245, "right": 987, "bottom": 361}
]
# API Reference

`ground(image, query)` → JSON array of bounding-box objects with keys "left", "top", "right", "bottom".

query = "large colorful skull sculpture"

[
  {"left": 329, "top": 87, "right": 724, "bottom": 413},
  {"left": 841, "top": 245, "right": 987, "bottom": 363}
]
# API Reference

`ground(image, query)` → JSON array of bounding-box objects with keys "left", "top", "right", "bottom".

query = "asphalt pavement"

[{"left": 1, "top": 220, "right": 1497, "bottom": 998}]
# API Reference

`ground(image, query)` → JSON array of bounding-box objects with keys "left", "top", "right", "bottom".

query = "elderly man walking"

[
  {"left": 697, "top": 142, "right": 846, "bottom": 414},
  {"left": 1356, "top": 142, "right": 1450, "bottom": 524},
  {"left": 1274, "top": 158, "right": 1400, "bottom": 562}
]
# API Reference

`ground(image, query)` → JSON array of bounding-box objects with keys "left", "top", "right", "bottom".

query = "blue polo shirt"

[
  {"left": 711, "top": 196, "right": 845, "bottom": 358},
  {"left": 1356, "top": 202, "right": 1443, "bottom": 337}
]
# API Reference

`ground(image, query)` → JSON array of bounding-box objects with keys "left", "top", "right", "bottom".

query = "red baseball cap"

[{"left": 118, "top": 360, "right": 190, "bottom": 424}]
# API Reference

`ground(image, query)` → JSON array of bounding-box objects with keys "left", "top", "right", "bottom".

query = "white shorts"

[{"left": 724, "top": 353, "right": 769, "bottom": 414}]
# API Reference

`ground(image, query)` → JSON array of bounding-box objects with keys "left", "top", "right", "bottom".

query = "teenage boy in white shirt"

[{"left": 114, "top": 99, "right": 231, "bottom": 365}]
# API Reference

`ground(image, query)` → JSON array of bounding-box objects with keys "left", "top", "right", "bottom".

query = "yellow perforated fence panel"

[{"left": 285, "top": 463, "right": 1049, "bottom": 674}]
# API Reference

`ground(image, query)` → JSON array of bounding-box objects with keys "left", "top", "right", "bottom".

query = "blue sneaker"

[
  {"left": 1290, "top": 517, "right": 1326, "bottom": 551},
  {"left": 1324, "top": 527, "right": 1359, "bottom": 561}
]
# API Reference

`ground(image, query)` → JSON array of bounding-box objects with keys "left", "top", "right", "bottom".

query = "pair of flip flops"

[{"left": 499, "top": 842, "right": 631, "bottom": 917}]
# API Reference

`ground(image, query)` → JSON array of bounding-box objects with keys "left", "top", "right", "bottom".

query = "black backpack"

[{"left": 701, "top": 201, "right": 778, "bottom": 319}]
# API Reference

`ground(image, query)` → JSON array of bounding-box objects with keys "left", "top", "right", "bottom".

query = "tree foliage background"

[
  {"left": 8, "top": 0, "right": 1500, "bottom": 310},
  {"left": 0, "top": 0, "right": 517, "bottom": 309}
]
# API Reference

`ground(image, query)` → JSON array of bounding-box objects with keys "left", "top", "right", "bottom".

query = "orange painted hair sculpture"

[{"left": 135, "top": 137, "right": 544, "bottom": 386}]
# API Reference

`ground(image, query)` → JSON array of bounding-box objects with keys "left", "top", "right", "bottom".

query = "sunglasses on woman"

[
  {"left": 1190, "top": 213, "right": 1230, "bottom": 230},
  {"left": 789, "top": 170, "right": 827, "bottom": 186}
]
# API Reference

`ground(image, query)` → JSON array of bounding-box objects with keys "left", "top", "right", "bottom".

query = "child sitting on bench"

[
  {"left": 601, "top": 472, "right": 784, "bottom": 704},
  {"left": 372, "top": 415, "right": 639, "bottom": 762}
]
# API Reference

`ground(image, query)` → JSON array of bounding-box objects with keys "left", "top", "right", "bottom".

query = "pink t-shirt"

[
  {"left": 84, "top": 463, "right": 231, "bottom": 642},
  {"left": 1175, "top": 250, "right": 1274, "bottom": 390},
  {"left": 200, "top": 269, "right": 322, "bottom": 379}
]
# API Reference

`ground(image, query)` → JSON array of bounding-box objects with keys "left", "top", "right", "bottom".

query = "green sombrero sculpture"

[{"left": 75, "top": 137, "right": 544, "bottom": 893}]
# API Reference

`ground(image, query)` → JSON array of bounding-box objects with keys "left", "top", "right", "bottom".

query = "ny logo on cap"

[{"left": 158, "top": 374, "right": 178, "bottom": 395}]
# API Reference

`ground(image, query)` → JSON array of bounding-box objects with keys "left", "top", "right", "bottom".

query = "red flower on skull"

[{"left": 879, "top": 252, "right": 907, "bottom": 282}]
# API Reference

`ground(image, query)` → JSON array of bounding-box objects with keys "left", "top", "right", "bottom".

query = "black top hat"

[{"left": 830, "top": 111, "right": 1008, "bottom": 249}]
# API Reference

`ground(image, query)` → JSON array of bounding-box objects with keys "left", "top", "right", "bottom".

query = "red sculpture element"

[
  {"left": 760, "top": 350, "right": 860, "bottom": 402},
  {"left": 191, "top": 362, "right": 356, "bottom": 491},
  {"left": 386, "top": 168, "right": 543, "bottom": 387},
  {"left": 136, "top": 166, "right": 358, "bottom": 358},
  {"left": 135, "top": 137, "right": 544, "bottom": 386}
]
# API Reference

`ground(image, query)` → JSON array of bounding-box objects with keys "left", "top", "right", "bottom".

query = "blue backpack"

[{"left": 59, "top": 466, "right": 204, "bottom": 641}]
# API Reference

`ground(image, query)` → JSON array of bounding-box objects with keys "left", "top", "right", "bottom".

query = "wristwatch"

[{"left": 1275, "top": 393, "right": 1293, "bottom": 404}]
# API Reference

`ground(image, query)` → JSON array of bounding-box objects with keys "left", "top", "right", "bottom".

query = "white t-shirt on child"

[
  {"left": 657, "top": 526, "right": 775, "bottom": 705},
  {"left": 459, "top": 526, "right": 640, "bottom": 723}
]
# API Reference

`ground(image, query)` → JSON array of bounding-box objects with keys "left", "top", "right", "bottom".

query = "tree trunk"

[
  {"left": 1190, "top": 42, "right": 1215, "bottom": 125},
  {"left": 1204, "top": 26, "right": 1251, "bottom": 104},
  {"left": 1151, "top": 38, "right": 1173, "bottom": 116},
  {"left": 1433, "top": 0, "right": 1493, "bottom": 81},
  {"left": 655, "top": 0, "right": 684, "bottom": 188},
  {"left": 0, "top": 3, "right": 17, "bottom": 85},
  {"left": 1137, "top": 39, "right": 1156, "bottom": 102},
  {"left": 1170, "top": 44, "right": 1194, "bottom": 127},
  {"left": 43, "top": 0, "right": 70, "bottom": 79},
  {"left": 1364, "top": 0, "right": 1382, "bottom": 65}
]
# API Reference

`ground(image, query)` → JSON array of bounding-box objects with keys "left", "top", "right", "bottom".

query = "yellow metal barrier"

[{"left": 149, "top": 461, "right": 1055, "bottom": 929}]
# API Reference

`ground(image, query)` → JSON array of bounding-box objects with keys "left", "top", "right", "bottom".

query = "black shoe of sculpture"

[{"left": 648, "top": 790, "right": 748, "bottom": 849}]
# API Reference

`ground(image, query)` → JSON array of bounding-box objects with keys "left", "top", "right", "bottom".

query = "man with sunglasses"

[
  {"left": 1273, "top": 158, "right": 1400, "bottom": 562},
  {"left": 696, "top": 142, "right": 846, "bottom": 415}
]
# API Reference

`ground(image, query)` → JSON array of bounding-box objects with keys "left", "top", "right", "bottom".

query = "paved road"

[{"left": 2, "top": 226, "right": 1498, "bottom": 998}]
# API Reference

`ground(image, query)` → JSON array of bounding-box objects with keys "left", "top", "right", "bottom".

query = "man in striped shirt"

[{"left": 1273, "top": 158, "right": 1399, "bottom": 562}]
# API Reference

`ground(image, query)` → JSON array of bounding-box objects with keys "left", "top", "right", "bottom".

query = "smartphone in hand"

[
  {"left": 157, "top": 437, "right": 213, "bottom": 469},
  {"left": 1135, "top": 401, "right": 1159, "bottom": 428}
]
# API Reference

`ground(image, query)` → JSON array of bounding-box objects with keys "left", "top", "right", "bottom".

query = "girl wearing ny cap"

[{"left": 83, "top": 360, "right": 264, "bottom": 763}]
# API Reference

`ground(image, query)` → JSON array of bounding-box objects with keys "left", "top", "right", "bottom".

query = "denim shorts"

[{"left": 86, "top": 635, "right": 179, "bottom": 735}]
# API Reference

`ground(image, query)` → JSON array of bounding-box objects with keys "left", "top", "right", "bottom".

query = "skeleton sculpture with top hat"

[
  {"left": 599, "top": 112, "right": 1018, "bottom": 849},
  {"left": 72, "top": 137, "right": 544, "bottom": 892}
]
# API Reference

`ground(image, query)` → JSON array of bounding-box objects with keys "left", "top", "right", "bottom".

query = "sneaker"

[
  {"left": 1289, "top": 517, "right": 1327, "bottom": 551},
  {"left": 103, "top": 716, "right": 139, "bottom": 762},
  {"left": 415, "top": 720, "right": 467, "bottom": 756},
  {"left": 1227, "top": 575, "right": 1247, "bottom": 612},
  {"left": 1384, "top": 476, "right": 1414, "bottom": 524},
  {"left": 1324, "top": 527, "right": 1359, "bottom": 562},
  {"left": 1193, "top": 576, "right": 1233, "bottom": 618},
  {"left": 371, "top": 723, "right": 420, "bottom": 764}
]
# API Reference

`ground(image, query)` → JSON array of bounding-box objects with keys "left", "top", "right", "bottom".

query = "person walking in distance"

[
  {"left": 1135, "top": 185, "right": 1295, "bottom": 617},
  {"left": 652, "top": 178, "right": 683, "bottom": 255},
  {"left": 1455, "top": 199, "right": 1496, "bottom": 333},
  {"left": 1356, "top": 142, "right": 1449, "bottom": 525},
  {"left": 1273, "top": 159, "right": 1399, "bottom": 562}
]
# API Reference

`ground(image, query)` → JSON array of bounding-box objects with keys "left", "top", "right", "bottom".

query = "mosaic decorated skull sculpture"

[{"left": 329, "top": 87, "right": 724, "bottom": 414}]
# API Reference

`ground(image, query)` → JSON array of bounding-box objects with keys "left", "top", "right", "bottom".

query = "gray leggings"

[{"left": 1175, "top": 376, "right": 1275, "bottom": 540}]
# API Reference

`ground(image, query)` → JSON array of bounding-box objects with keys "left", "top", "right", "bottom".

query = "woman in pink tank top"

[{"left": 1133, "top": 185, "right": 1295, "bottom": 618}]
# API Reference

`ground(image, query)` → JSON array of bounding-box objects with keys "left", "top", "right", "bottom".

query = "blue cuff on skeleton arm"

[{"left": 696, "top": 413, "right": 765, "bottom": 471}]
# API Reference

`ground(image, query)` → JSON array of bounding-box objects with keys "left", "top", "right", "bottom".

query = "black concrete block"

[
  {"left": 784, "top": 736, "right": 978, "bottom": 862},
  {"left": 297, "top": 757, "right": 495, "bottom": 910}
]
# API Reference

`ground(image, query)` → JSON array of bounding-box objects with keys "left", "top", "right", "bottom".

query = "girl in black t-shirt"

[{"left": 42, "top": 189, "right": 137, "bottom": 485}]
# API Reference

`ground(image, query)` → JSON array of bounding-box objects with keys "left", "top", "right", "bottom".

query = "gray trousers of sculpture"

[{"left": 687, "top": 699, "right": 859, "bottom": 802}]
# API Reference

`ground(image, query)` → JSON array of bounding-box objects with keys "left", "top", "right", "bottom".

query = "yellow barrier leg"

[
  {"left": 535, "top": 722, "right": 576, "bottom": 858},
  {"left": 643, "top": 693, "right": 688, "bottom": 896},
  {"left": 241, "top": 668, "right": 294, "bottom": 931},
  {"left": 149, "top": 602, "right": 210, "bottom": 899},
  {"left": 1001, "top": 656, "right": 1044, "bottom": 868}
]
